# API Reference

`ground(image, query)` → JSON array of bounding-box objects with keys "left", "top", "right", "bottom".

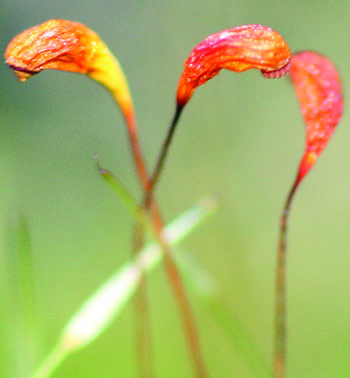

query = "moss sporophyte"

[
  {"left": 5, "top": 19, "right": 207, "bottom": 378},
  {"left": 5, "top": 20, "right": 343, "bottom": 378},
  {"left": 147, "top": 24, "right": 292, "bottom": 200},
  {"left": 275, "top": 51, "right": 343, "bottom": 378}
]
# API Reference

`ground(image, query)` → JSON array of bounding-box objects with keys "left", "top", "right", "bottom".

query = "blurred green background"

[{"left": 1, "top": 1, "right": 350, "bottom": 377}]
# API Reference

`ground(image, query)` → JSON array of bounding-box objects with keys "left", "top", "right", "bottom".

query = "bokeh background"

[{"left": 1, "top": 1, "right": 350, "bottom": 377}]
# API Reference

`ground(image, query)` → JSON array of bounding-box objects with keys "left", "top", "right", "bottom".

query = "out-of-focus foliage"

[{"left": 1, "top": 1, "right": 350, "bottom": 377}]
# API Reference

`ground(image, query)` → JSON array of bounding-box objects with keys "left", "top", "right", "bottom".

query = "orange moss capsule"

[
  {"left": 176, "top": 24, "right": 291, "bottom": 106},
  {"left": 5, "top": 19, "right": 134, "bottom": 123},
  {"left": 290, "top": 51, "right": 343, "bottom": 184}
]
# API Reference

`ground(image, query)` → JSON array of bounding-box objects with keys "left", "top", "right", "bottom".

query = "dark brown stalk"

[
  {"left": 144, "top": 105, "right": 184, "bottom": 207},
  {"left": 274, "top": 178, "right": 299, "bottom": 378}
]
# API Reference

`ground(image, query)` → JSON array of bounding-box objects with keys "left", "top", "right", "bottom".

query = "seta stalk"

[
  {"left": 274, "top": 51, "right": 343, "bottom": 378},
  {"left": 144, "top": 24, "right": 291, "bottom": 205},
  {"left": 5, "top": 19, "right": 207, "bottom": 378}
]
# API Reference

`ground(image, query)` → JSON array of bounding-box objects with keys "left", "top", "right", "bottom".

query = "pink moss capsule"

[
  {"left": 176, "top": 24, "right": 291, "bottom": 106},
  {"left": 290, "top": 51, "right": 343, "bottom": 184}
]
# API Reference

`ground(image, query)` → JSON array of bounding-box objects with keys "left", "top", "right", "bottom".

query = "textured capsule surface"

[
  {"left": 5, "top": 19, "right": 135, "bottom": 121},
  {"left": 290, "top": 51, "right": 343, "bottom": 183},
  {"left": 5, "top": 19, "right": 101, "bottom": 80},
  {"left": 176, "top": 24, "right": 291, "bottom": 106}
]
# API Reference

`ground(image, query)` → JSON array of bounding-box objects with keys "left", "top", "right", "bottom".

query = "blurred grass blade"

[
  {"left": 32, "top": 344, "right": 68, "bottom": 378},
  {"left": 95, "top": 159, "right": 144, "bottom": 223},
  {"left": 175, "top": 250, "right": 270, "bottom": 378},
  {"left": 6, "top": 215, "right": 40, "bottom": 378},
  {"left": 96, "top": 160, "right": 154, "bottom": 376},
  {"left": 6, "top": 215, "right": 36, "bottom": 321},
  {"left": 32, "top": 199, "right": 215, "bottom": 378}
]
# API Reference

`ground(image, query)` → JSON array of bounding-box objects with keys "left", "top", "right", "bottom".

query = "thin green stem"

[
  {"left": 6, "top": 216, "right": 40, "bottom": 376},
  {"left": 98, "top": 163, "right": 208, "bottom": 377},
  {"left": 157, "top": 233, "right": 207, "bottom": 378},
  {"left": 96, "top": 162, "right": 154, "bottom": 377},
  {"left": 95, "top": 159, "right": 144, "bottom": 223},
  {"left": 274, "top": 178, "right": 299, "bottom": 378},
  {"left": 97, "top": 162, "right": 153, "bottom": 374},
  {"left": 32, "top": 342, "right": 68, "bottom": 378},
  {"left": 31, "top": 199, "right": 213, "bottom": 378},
  {"left": 176, "top": 250, "right": 270, "bottom": 378}
]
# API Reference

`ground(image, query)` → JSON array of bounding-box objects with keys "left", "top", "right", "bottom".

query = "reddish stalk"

[
  {"left": 274, "top": 178, "right": 298, "bottom": 378},
  {"left": 274, "top": 51, "right": 343, "bottom": 378},
  {"left": 132, "top": 221, "right": 154, "bottom": 378},
  {"left": 123, "top": 108, "right": 207, "bottom": 378},
  {"left": 118, "top": 108, "right": 154, "bottom": 377}
]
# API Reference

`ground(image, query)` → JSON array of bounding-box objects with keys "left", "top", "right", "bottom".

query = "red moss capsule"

[
  {"left": 176, "top": 24, "right": 291, "bottom": 106},
  {"left": 290, "top": 51, "right": 343, "bottom": 184}
]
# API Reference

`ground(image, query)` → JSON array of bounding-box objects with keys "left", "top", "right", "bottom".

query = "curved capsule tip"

[
  {"left": 176, "top": 24, "right": 291, "bottom": 106},
  {"left": 5, "top": 19, "right": 101, "bottom": 78},
  {"left": 5, "top": 19, "right": 135, "bottom": 123}
]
